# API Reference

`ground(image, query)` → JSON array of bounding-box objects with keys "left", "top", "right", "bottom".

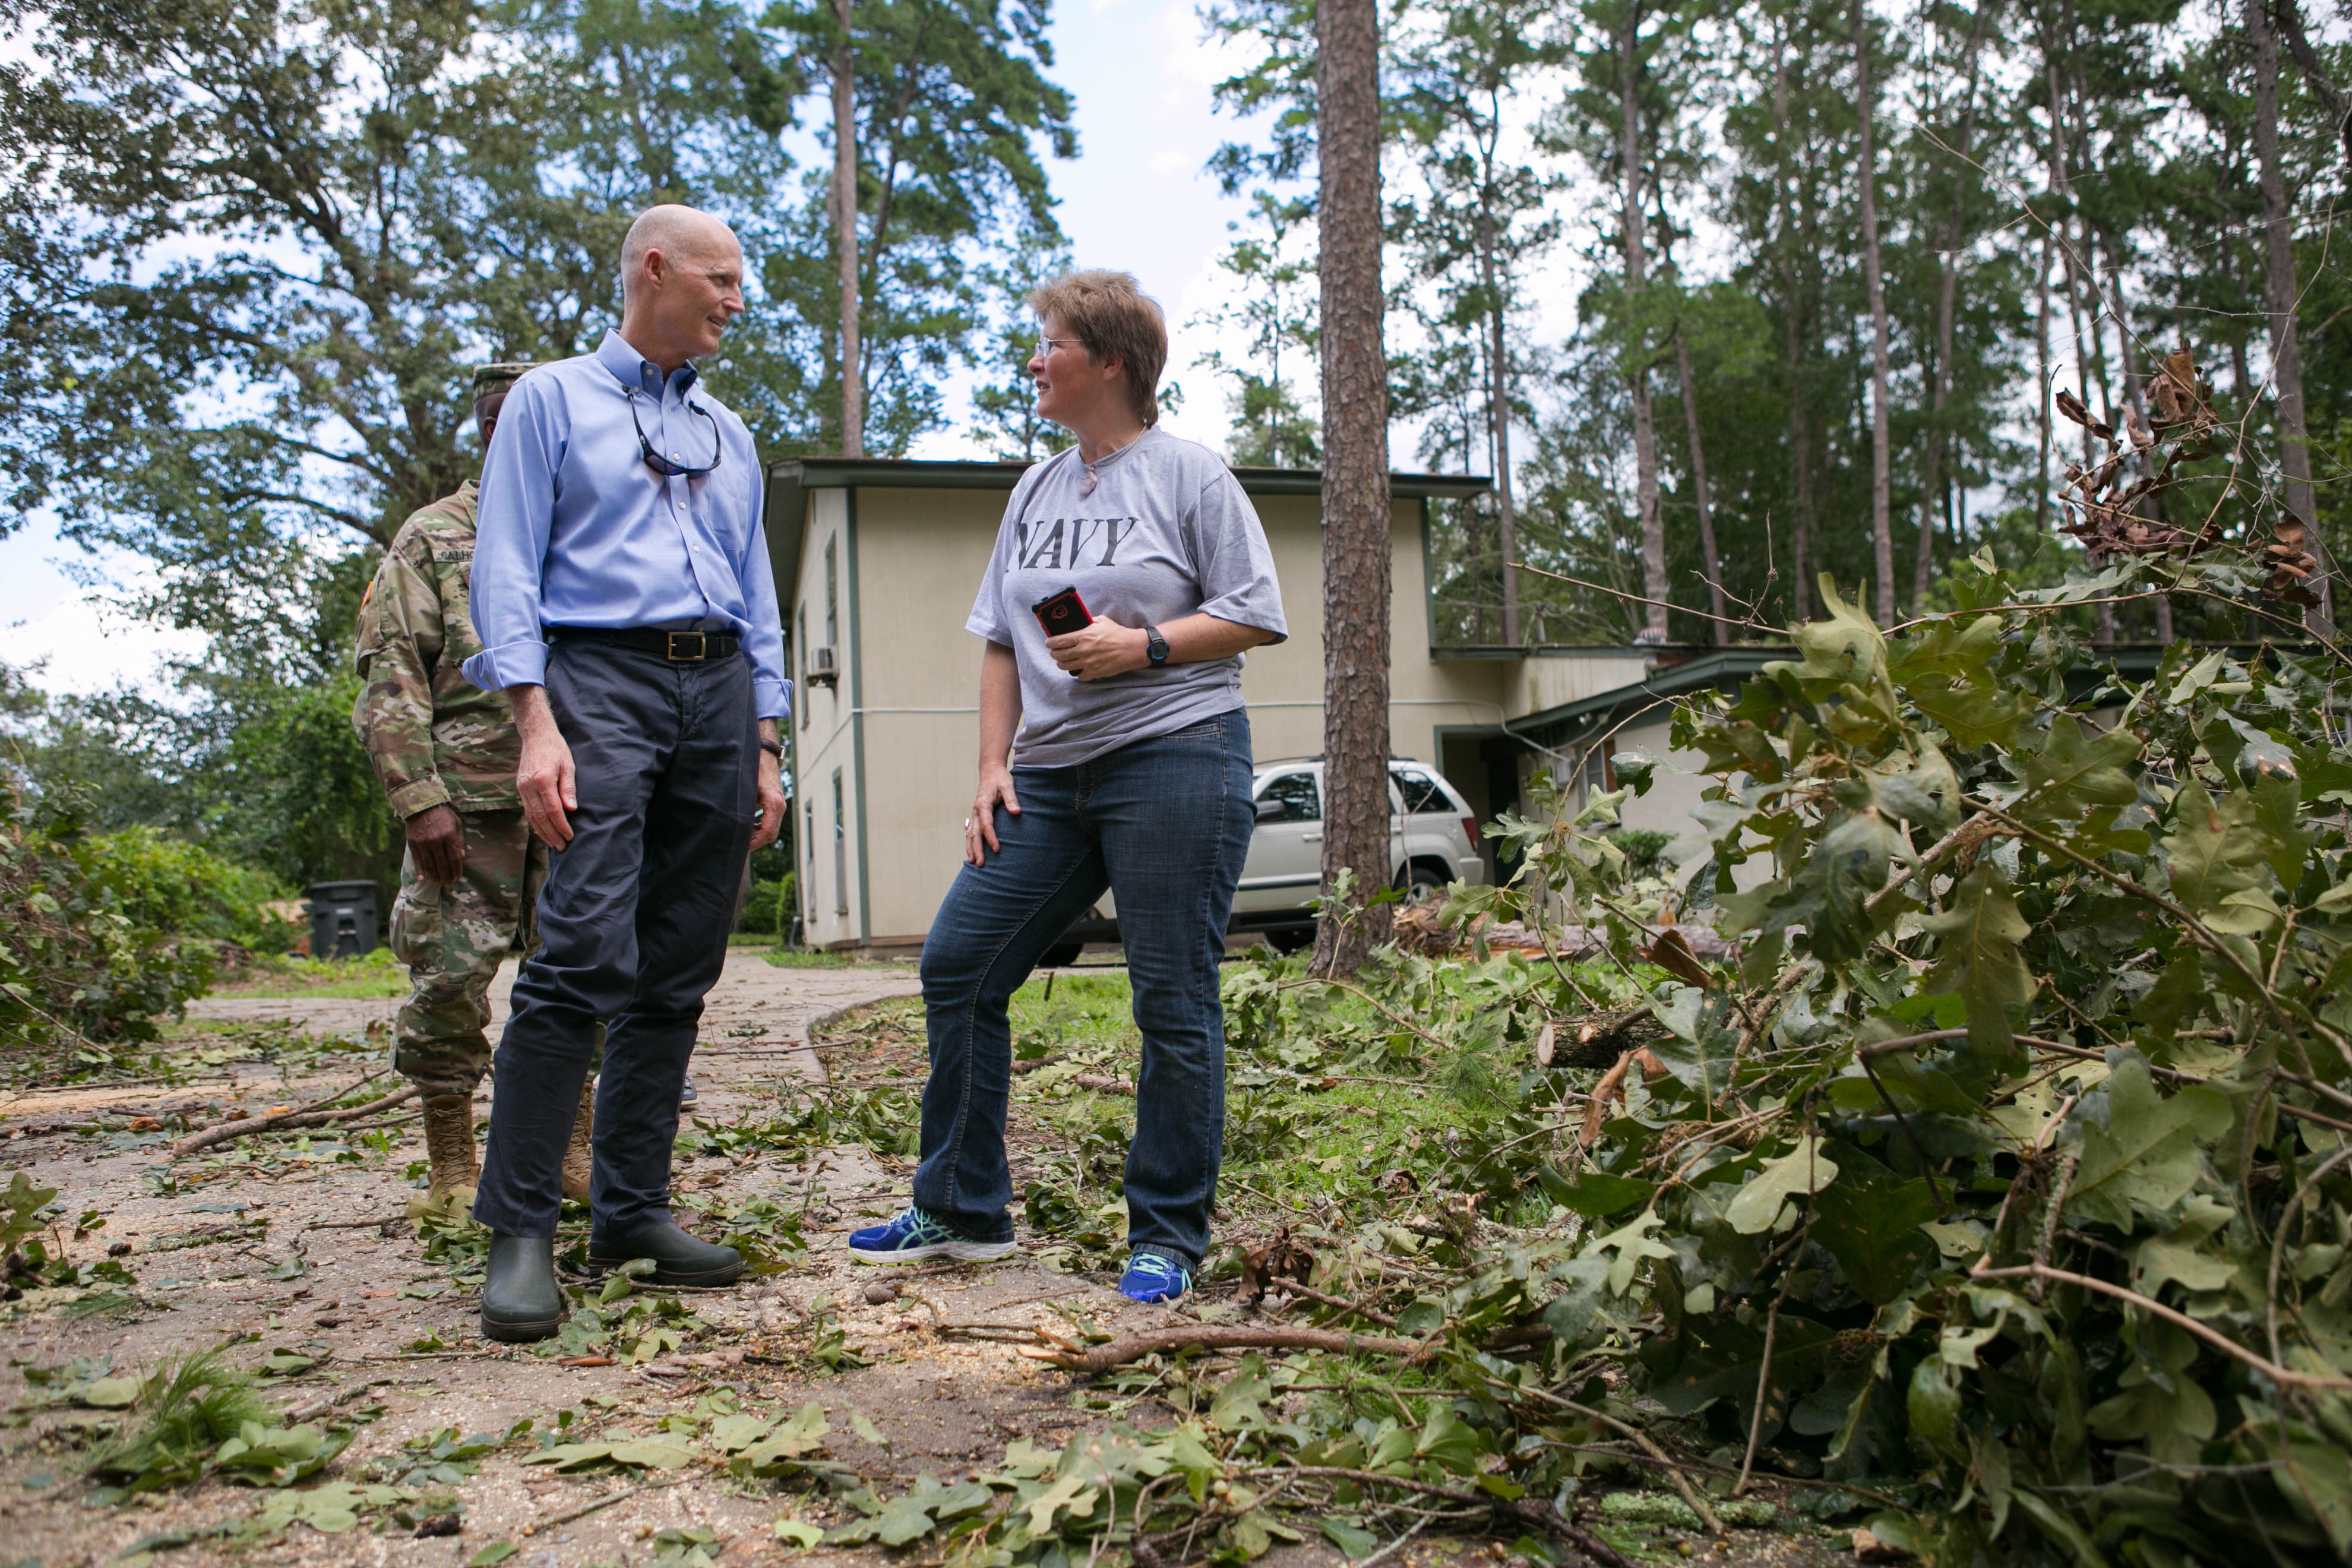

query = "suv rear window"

[
  {"left": 1258, "top": 772, "right": 1321, "bottom": 823},
  {"left": 1393, "top": 770, "right": 1453, "bottom": 814}
]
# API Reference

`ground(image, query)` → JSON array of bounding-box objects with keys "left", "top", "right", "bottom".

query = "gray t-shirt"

[{"left": 967, "top": 428, "right": 1288, "bottom": 769}]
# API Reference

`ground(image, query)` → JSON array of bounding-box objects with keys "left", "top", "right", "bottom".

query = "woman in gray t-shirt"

[{"left": 848, "top": 270, "right": 1285, "bottom": 1303}]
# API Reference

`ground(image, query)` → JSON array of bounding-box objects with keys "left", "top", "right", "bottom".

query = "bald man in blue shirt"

[{"left": 463, "top": 204, "right": 790, "bottom": 1341}]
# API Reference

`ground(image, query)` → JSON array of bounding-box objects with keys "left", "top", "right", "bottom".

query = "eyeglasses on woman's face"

[{"left": 1033, "top": 336, "right": 1086, "bottom": 359}]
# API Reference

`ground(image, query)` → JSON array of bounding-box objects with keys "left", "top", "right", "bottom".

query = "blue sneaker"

[
  {"left": 679, "top": 1076, "right": 697, "bottom": 1109},
  {"left": 848, "top": 1206, "right": 1016, "bottom": 1265},
  {"left": 1118, "top": 1253, "right": 1193, "bottom": 1304}
]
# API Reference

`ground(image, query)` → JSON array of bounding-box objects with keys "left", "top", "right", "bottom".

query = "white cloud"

[{"left": 0, "top": 590, "right": 202, "bottom": 698}]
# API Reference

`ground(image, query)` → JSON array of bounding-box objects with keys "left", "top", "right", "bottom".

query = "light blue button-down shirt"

[{"left": 463, "top": 331, "right": 791, "bottom": 719}]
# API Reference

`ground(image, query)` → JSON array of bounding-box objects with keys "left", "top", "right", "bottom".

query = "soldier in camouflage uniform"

[{"left": 353, "top": 363, "right": 599, "bottom": 1202}]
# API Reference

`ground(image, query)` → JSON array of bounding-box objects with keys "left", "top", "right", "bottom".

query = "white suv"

[{"left": 1042, "top": 758, "right": 1487, "bottom": 960}]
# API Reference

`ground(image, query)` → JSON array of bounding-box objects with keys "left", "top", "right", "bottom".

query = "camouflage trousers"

[{"left": 390, "top": 810, "right": 550, "bottom": 1099}]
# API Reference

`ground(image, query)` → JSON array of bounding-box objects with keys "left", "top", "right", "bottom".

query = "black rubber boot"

[
  {"left": 480, "top": 1234, "right": 564, "bottom": 1342},
  {"left": 587, "top": 1221, "right": 744, "bottom": 1287}
]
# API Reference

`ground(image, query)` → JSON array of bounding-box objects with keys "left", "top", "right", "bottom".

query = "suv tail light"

[{"left": 1461, "top": 815, "right": 1479, "bottom": 843}]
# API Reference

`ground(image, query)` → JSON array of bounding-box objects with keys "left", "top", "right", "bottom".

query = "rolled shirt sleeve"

[
  {"left": 1189, "top": 469, "right": 1289, "bottom": 641},
  {"left": 739, "top": 507, "right": 792, "bottom": 720},
  {"left": 462, "top": 375, "right": 558, "bottom": 693}
]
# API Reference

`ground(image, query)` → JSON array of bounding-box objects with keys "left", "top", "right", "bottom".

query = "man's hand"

[
  {"left": 513, "top": 685, "right": 577, "bottom": 849},
  {"left": 1045, "top": 619, "right": 1150, "bottom": 681},
  {"left": 406, "top": 804, "right": 466, "bottom": 885},
  {"left": 751, "top": 721, "right": 785, "bottom": 851}
]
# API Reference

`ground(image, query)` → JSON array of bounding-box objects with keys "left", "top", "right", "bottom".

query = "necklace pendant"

[{"left": 1079, "top": 469, "right": 1098, "bottom": 498}]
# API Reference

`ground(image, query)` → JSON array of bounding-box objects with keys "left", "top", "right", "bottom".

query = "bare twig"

[
  {"left": 1022, "top": 1325, "right": 1432, "bottom": 1373},
  {"left": 171, "top": 1086, "right": 420, "bottom": 1155},
  {"left": 1735, "top": 1216, "right": 1810, "bottom": 1496},
  {"left": 2268, "top": 1143, "right": 2352, "bottom": 1368},
  {"left": 2027, "top": 1152, "right": 2079, "bottom": 1305},
  {"left": 1496, "top": 1380, "right": 1726, "bottom": 1535},
  {"left": 520, "top": 1475, "right": 690, "bottom": 1537},
  {"left": 1970, "top": 1262, "right": 2352, "bottom": 1389},
  {"left": 1279, "top": 1282, "right": 1402, "bottom": 1331}
]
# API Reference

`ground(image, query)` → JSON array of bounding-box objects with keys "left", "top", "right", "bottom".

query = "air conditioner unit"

[{"left": 807, "top": 646, "right": 839, "bottom": 688}]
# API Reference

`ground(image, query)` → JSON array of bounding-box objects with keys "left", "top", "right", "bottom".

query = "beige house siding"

[{"left": 766, "top": 457, "right": 1757, "bottom": 950}]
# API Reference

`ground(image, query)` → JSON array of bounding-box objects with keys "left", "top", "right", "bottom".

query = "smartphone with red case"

[{"left": 1031, "top": 586, "right": 1094, "bottom": 638}]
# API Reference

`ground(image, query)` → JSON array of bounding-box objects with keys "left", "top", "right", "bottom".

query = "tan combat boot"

[
  {"left": 421, "top": 1094, "right": 479, "bottom": 1197},
  {"left": 561, "top": 1079, "right": 595, "bottom": 1202}
]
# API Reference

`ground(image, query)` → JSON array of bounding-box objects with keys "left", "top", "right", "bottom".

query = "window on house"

[{"left": 824, "top": 537, "right": 839, "bottom": 652}]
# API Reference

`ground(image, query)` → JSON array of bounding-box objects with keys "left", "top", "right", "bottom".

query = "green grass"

[
  {"left": 209, "top": 948, "right": 409, "bottom": 999},
  {"left": 1000, "top": 969, "right": 1480, "bottom": 1246}
]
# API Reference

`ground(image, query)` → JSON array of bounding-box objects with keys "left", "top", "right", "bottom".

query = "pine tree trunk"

[
  {"left": 1483, "top": 216, "right": 1520, "bottom": 646},
  {"left": 2035, "top": 229, "right": 2053, "bottom": 538},
  {"left": 1914, "top": 7, "right": 1988, "bottom": 609},
  {"left": 2247, "top": 0, "right": 2328, "bottom": 622},
  {"left": 1311, "top": 0, "right": 1392, "bottom": 977},
  {"left": 1772, "top": 21, "right": 1811, "bottom": 622},
  {"left": 1674, "top": 328, "right": 1725, "bottom": 641},
  {"left": 1620, "top": 4, "right": 1665, "bottom": 641},
  {"left": 1854, "top": 0, "right": 1893, "bottom": 626},
  {"left": 831, "top": 0, "right": 864, "bottom": 459}
]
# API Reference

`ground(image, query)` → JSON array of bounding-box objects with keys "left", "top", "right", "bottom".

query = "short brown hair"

[{"left": 1029, "top": 270, "right": 1168, "bottom": 426}]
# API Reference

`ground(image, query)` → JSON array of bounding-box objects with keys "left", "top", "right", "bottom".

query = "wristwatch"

[
  {"left": 1145, "top": 625, "right": 1169, "bottom": 667},
  {"left": 758, "top": 738, "right": 783, "bottom": 759}
]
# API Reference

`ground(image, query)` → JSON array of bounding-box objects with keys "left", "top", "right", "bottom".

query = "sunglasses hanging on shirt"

[{"left": 626, "top": 387, "right": 724, "bottom": 477}]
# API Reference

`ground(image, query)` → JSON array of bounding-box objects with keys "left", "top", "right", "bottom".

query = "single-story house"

[{"left": 761, "top": 456, "right": 1782, "bottom": 953}]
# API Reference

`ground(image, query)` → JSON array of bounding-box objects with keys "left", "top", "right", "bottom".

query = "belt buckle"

[{"left": 666, "top": 631, "right": 707, "bottom": 662}]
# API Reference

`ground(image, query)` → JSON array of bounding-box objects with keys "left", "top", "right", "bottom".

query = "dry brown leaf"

[
  {"left": 1239, "top": 1225, "right": 1316, "bottom": 1301},
  {"left": 1580, "top": 1051, "right": 1636, "bottom": 1149},
  {"left": 1640, "top": 928, "right": 1714, "bottom": 990}
]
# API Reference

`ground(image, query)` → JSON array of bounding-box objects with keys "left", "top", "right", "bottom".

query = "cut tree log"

[{"left": 170, "top": 1086, "right": 420, "bottom": 1156}]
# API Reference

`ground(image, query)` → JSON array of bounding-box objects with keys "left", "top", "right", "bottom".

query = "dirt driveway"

[{"left": 0, "top": 955, "right": 1231, "bottom": 1568}]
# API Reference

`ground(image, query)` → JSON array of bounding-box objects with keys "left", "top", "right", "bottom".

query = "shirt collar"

[{"left": 598, "top": 330, "right": 699, "bottom": 399}]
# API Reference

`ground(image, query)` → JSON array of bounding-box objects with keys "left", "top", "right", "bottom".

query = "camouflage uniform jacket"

[{"left": 352, "top": 482, "right": 523, "bottom": 815}]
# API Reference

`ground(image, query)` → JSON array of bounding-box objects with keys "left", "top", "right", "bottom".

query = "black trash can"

[{"left": 306, "top": 880, "right": 381, "bottom": 959}]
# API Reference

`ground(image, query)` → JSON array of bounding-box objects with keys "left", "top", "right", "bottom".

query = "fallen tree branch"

[
  {"left": 1072, "top": 1074, "right": 1134, "bottom": 1096},
  {"left": 1492, "top": 1379, "right": 1727, "bottom": 1535},
  {"left": 1020, "top": 1324, "right": 1433, "bottom": 1373},
  {"left": 1970, "top": 1261, "right": 2352, "bottom": 1389},
  {"left": 1281, "top": 1282, "right": 1401, "bottom": 1330},
  {"left": 283, "top": 1377, "right": 393, "bottom": 1424},
  {"left": 170, "top": 1086, "right": 420, "bottom": 1155},
  {"left": 520, "top": 1475, "right": 691, "bottom": 1537}
]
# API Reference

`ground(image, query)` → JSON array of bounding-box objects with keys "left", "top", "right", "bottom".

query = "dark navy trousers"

[{"left": 472, "top": 639, "right": 757, "bottom": 1240}]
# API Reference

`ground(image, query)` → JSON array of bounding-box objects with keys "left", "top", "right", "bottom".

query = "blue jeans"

[{"left": 915, "top": 709, "right": 1255, "bottom": 1269}]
